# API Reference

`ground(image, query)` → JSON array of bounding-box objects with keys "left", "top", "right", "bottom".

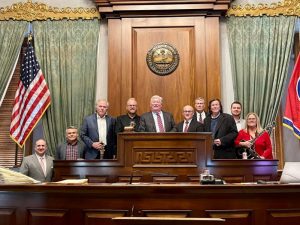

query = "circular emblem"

[{"left": 146, "top": 43, "right": 180, "bottom": 76}]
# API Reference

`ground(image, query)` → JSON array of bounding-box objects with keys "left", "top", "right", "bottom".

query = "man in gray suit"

[
  {"left": 56, "top": 126, "right": 86, "bottom": 160},
  {"left": 20, "top": 139, "right": 54, "bottom": 182},
  {"left": 139, "top": 95, "right": 175, "bottom": 132}
]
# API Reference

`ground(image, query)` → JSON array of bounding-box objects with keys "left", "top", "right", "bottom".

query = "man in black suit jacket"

[
  {"left": 204, "top": 99, "right": 238, "bottom": 159},
  {"left": 116, "top": 98, "right": 140, "bottom": 133},
  {"left": 80, "top": 100, "right": 116, "bottom": 159},
  {"left": 139, "top": 95, "right": 175, "bottom": 132},
  {"left": 173, "top": 105, "right": 204, "bottom": 132}
]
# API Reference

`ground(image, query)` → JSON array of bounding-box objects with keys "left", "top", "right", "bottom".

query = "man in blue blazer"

[
  {"left": 80, "top": 99, "right": 116, "bottom": 159},
  {"left": 139, "top": 95, "right": 175, "bottom": 132}
]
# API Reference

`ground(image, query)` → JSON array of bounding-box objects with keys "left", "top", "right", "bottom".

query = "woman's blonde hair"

[{"left": 245, "top": 112, "right": 263, "bottom": 133}]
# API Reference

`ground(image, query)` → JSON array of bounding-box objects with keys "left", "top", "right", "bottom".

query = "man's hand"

[
  {"left": 214, "top": 139, "right": 222, "bottom": 146},
  {"left": 92, "top": 142, "right": 105, "bottom": 151}
]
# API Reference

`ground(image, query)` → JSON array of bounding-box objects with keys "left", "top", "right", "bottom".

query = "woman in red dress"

[{"left": 234, "top": 112, "right": 273, "bottom": 159}]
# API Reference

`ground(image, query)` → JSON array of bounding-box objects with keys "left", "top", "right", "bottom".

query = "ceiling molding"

[
  {"left": 227, "top": 0, "right": 299, "bottom": 17},
  {"left": 0, "top": 0, "right": 100, "bottom": 21},
  {"left": 94, "top": 0, "right": 232, "bottom": 18}
]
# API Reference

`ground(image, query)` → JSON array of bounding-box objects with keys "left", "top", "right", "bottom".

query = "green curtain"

[
  {"left": 227, "top": 16, "right": 296, "bottom": 127},
  {"left": 0, "top": 21, "right": 27, "bottom": 103},
  {"left": 33, "top": 19, "right": 99, "bottom": 156}
]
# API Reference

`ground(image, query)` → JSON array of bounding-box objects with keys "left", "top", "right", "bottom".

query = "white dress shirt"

[{"left": 97, "top": 115, "right": 107, "bottom": 145}]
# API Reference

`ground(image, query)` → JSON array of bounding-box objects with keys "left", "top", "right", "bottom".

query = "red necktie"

[
  {"left": 156, "top": 113, "right": 165, "bottom": 132},
  {"left": 183, "top": 121, "right": 189, "bottom": 132}
]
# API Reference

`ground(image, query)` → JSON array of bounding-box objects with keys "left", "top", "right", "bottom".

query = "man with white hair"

[
  {"left": 139, "top": 95, "right": 175, "bottom": 132},
  {"left": 81, "top": 99, "right": 116, "bottom": 159}
]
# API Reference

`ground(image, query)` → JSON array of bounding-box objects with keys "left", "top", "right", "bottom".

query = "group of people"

[{"left": 19, "top": 95, "right": 273, "bottom": 182}]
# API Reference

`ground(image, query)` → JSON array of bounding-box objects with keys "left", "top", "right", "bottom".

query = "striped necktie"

[
  {"left": 183, "top": 121, "right": 189, "bottom": 132},
  {"left": 156, "top": 113, "right": 165, "bottom": 132}
]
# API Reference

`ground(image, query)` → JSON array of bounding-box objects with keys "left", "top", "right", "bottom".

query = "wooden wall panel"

[
  {"left": 27, "top": 209, "right": 68, "bottom": 225},
  {"left": 84, "top": 210, "right": 128, "bottom": 225},
  {"left": 0, "top": 208, "right": 16, "bottom": 225},
  {"left": 205, "top": 17, "right": 220, "bottom": 102},
  {"left": 266, "top": 209, "right": 300, "bottom": 225},
  {"left": 206, "top": 210, "right": 253, "bottom": 225},
  {"left": 108, "top": 16, "right": 220, "bottom": 122},
  {"left": 132, "top": 26, "right": 195, "bottom": 121},
  {"left": 108, "top": 19, "right": 122, "bottom": 114}
]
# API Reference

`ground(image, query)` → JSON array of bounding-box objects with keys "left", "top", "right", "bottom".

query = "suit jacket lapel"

[
  {"left": 179, "top": 122, "right": 184, "bottom": 132},
  {"left": 150, "top": 113, "right": 157, "bottom": 132},
  {"left": 45, "top": 156, "right": 52, "bottom": 177},
  {"left": 62, "top": 143, "right": 67, "bottom": 159},
  {"left": 214, "top": 114, "right": 225, "bottom": 134},
  {"left": 188, "top": 121, "right": 194, "bottom": 132},
  {"left": 162, "top": 111, "right": 168, "bottom": 131},
  {"left": 106, "top": 116, "right": 110, "bottom": 135},
  {"left": 93, "top": 113, "right": 99, "bottom": 137}
]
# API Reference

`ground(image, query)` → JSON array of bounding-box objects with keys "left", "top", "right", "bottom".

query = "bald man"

[{"left": 173, "top": 105, "right": 204, "bottom": 132}]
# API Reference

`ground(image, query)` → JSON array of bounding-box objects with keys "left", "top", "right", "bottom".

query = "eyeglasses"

[{"left": 183, "top": 110, "right": 193, "bottom": 113}]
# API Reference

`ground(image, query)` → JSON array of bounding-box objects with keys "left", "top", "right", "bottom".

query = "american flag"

[{"left": 10, "top": 39, "right": 51, "bottom": 147}]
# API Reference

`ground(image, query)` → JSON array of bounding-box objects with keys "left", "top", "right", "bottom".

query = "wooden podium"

[{"left": 53, "top": 133, "right": 278, "bottom": 183}]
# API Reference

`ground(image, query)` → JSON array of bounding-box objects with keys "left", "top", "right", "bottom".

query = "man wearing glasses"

[
  {"left": 116, "top": 98, "right": 140, "bottom": 133},
  {"left": 172, "top": 105, "right": 204, "bottom": 132}
]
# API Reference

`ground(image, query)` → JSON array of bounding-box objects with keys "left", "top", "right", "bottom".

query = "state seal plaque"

[{"left": 146, "top": 43, "right": 179, "bottom": 76}]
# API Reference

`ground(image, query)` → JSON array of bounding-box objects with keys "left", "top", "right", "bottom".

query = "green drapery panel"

[
  {"left": 33, "top": 19, "right": 99, "bottom": 156},
  {"left": 0, "top": 21, "right": 27, "bottom": 103},
  {"left": 227, "top": 16, "right": 296, "bottom": 127}
]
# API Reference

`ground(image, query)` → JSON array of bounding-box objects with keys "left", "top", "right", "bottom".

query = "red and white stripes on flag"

[{"left": 10, "top": 40, "right": 50, "bottom": 148}]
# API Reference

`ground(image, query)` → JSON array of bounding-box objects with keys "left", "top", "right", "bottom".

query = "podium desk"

[
  {"left": 0, "top": 183, "right": 300, "bottom": 225},
  {"left": 54, "top": 133, "right": 278, "bottom": 183}
]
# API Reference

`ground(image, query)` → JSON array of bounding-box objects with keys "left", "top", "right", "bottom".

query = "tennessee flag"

[{"left": 283, "top": 53, "right": 300, "bottom": 139}]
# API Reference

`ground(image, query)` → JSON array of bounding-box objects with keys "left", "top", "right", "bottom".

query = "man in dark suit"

[
  {"left": 80, "top": 99, "right": 116, "bottom": 159},
  {"left": 20, "top": 139, "right": 54, "bottom": 182},
  {"left": 173, "top": 105, "right": 204, "bottom": 132},
  {"left": 193, "top": 97, "right": 207, "bottom": 124},
  {"left": 203, "top": 99, "right": 238, "bottom": 159},
  {"left": 139, "top": 95, "right": 175, "bottom": 132},
  {"left": 56, "top": 126, "right": 86, "bottom": 160}
]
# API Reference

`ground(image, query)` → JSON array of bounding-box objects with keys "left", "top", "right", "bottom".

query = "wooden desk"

[
  {"left": 0, "top": 183, "right": 300, "bottom": 225},
  {"left": 53, "top": 133, "right": 278, "bottom": 183}
]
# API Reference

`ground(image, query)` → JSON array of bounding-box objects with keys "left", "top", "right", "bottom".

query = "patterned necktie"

[
  {"left": 198, "top": 113, "right": 203, "bottom": 123},
  {"left": 183, "top": 121, "right": 189, "bottom": 132},
  {"left": 40, "top": 157, "right": 46, "bottom": 176},
  {"left": 156, "top": 113, "right": 165, "bottom": 132}
]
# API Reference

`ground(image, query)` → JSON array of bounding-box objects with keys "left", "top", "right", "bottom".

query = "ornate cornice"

[
  {"left": 227, "top": 0, "right": 300, "bottom": 17},
  {"left": 0, "top": 0, "right": 100, "bottom": 21}
]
